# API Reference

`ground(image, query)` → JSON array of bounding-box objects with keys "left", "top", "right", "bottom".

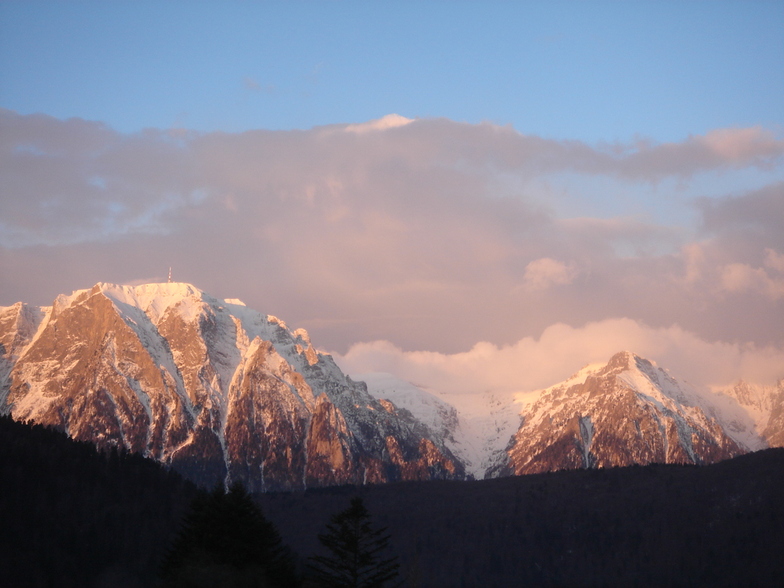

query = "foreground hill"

[
  {"left": 0, "top": 415, "right": 199, "bottom": 588},
  {"left": 260, "top": 448, "right": 784, "bottom": 587},
  {"left": 3, "top": 414, "right": 782, "bottom": 587}
]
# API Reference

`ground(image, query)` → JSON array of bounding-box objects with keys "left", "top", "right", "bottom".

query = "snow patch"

[
  {"left": 344, "top": 114, "right": 413, "bottom": 134},
  {"left": 357, "top": 372, "right": 522, "bottom": 478}
]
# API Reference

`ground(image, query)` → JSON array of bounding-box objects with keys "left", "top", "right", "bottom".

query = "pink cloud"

[
  {"left": 721, "top": 260, "right": 784, "bottom": 300},
  {"left": 522, "top": 258, "right": 578, "bottom": 291},
  {"left": 334, "top": 319, "right": 784, "bottom": 398},
  {"left": 1, "top": 110, "right": 782, "bottom": 358},
  {"left": 343, "top": 114, "right": 414, "bottom": 134},
  {"left": 700, "top": 127, "right": 783, "bottom": 164},
  {"left": 764, "top": 248, "right": 784, "bottom": 273}
]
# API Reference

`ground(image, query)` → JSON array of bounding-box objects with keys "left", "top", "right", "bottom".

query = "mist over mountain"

[{"left": 362, "top": 352, "right": 784, "bottom": 480}]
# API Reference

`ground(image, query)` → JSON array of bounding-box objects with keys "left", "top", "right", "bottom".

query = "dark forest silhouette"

[
  {"left": 160, "top": 482, "right": 298, "bottom": 587},
  {"left": 2, "top": 414, "right": 783, "bottom": 587}
]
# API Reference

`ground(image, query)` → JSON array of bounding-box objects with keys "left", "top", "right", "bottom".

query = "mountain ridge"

[
  {"left": 0, "top": 282, "right": 463, "bottom": 490},
  {"left": 489, "top": 350, "right": 758, "bottom": 477},
  {"left": 2, "top": 282, "right": 782, "bottom": 488},
  {"left": 360, "top": 350, "right": 782, "bottom": 479}
]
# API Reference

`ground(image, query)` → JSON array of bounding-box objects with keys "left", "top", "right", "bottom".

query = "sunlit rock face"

[
  {"left": 489, "top": 351, "right": 749, "bottom": 478},
  {"left": 0, "top": 283, "right": 464, "bottom": 490}
]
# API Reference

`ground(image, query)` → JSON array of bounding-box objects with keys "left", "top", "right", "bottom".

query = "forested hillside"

[
  {"left": 0, "top": 416, "right": 199, "bottom": 587},
  {"left": 3, "top": 414, "right": 784, "bottom": 587},
  {"left": 261, "top": 449, "right": 784, "bottom": 587}
]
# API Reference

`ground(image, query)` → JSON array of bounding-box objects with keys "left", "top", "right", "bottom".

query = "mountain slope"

[
  {"left": 357, "top": 372, "right": 521, "bottom": 479},
  {"left": 492, "top": 351, "right": 751, "bottom": 477},
  {"left": 0, "top": 283, "right": 463, "bottom": 490},
  {"left": 261, "top": 449, "right": 784, "bottom": 588},
  {"left": 719, "top": 379, "right": 784, "bottom": 447},
  {"left": 356, "top": 352, "right": 784, "bottom": 480}
]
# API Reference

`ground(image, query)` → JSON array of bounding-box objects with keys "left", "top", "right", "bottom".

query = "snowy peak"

[
  {"left": 494, "top": 350, "right": 749, "bottom": 477},
  {"left": 551, "top": 351, "right": 698, "bottom": 413},
  {"left": 4, "top": 284, "right": 780, "bottom": 488},
  {"left": 99, "top": 282, "right": 207, "bottom": 324},
  {"left": 604, "top": 349, "right": 639, "bottom": 371},
  {"left": 595, "top": 352, "right": 677, "bottom": 394}
]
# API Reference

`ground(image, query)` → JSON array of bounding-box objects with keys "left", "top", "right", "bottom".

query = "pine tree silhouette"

[
  {"left": 307, "top": 497, "right": 400, "bottom": 588},
  {"left": 160, "top": 482, "right": 298, "bottom": 587}
]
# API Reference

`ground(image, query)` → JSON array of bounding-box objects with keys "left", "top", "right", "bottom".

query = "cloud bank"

[
  {"left": 1, "top": 109, "right": 782, "bottom": 391},
  {"left": 335, "top": 319, "right": 784, "bottom": 400}
]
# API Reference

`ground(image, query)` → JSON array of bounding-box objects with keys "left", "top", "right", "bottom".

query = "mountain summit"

[
  {"left": 488, "top": 351, "right": 751, "bottom": 477},
  {"left": 0, "top": 282, "right": 463, "bottom": 490}
]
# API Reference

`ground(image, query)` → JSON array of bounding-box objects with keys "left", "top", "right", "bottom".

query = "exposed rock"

[{"left": 0, "top": 283, "right": 464, "bottom": 490}]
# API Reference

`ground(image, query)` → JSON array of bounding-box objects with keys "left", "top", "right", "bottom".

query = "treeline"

[
  {"left": 0, "top": 415, "right": 199, "bottom": 587},
  {"left": 0, "top": 416, "right": 399, "bottom": 588},
  {"left": 259, "top": 449, "right": 784, "bottom": 587},
  {"left": 2, "top": 413, "right": 784, "bottom": 586}
]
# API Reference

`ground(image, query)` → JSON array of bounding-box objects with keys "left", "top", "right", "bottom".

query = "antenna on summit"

[{"left": 168, "top": 267, "right": 172, "bottom": 283}]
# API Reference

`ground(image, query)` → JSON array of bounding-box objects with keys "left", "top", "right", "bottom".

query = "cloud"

[
  {"left": 344, "top": 114, "right": 414, "bottom": 134},
  {"left": 521, "top": 258, "right": 578, "bottom": 291},
  {"left": 334, "top": 319, "right": 784, "bottom": 398},
  {"left": 599, "top": 127, "right": 784, "bottom": 181},
  {"left": 0, "top": 109, "right": 195, "bottom": 247},
  {"left": 697, "top": 182, "right": 784, "bottom": 252},
  {"left": 1, "top": 109, "right": 782, "bottom": 358},
  {"left": 765, "top": 248, "right": 784, "bottom": 273},
  {"left": 721, "top": 253, "right": 784, "bottom": 300},
  {"left": 243, "top": 77, "right": 261, "bottom": 91},
  {"left": 700, "top": 127, "right": 783, "bottom": 164}
]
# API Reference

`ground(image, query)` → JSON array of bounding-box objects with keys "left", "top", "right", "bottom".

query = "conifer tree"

[
  {"left": 307, "top": 496, "right": 400, "bottom": 588},
  {"left": 160, "top": 482, "right": 298, "bottom": 587}
]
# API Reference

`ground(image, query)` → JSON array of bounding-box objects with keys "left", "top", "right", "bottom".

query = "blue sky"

[
  {"left": 2, "top": 1, "right": 781, "bottom": 141},
  {"left": 2, "top": 2, "right": 784, "bottom": 391}
]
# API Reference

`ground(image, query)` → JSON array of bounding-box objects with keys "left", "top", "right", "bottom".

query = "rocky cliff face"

[
  {"left": 489, "top": 351, "right": 749, "bottom": 477},
  {"left": 0, "top": 283, "right": 463, "bottom": 490}
]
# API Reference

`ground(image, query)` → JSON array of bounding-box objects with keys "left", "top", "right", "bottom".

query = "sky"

[{"left": 1, "top": 1, "right": 783, "bottom": 398}]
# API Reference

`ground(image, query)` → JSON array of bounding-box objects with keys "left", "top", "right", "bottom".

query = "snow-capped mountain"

[
  {"left": 356, "top": 373, "right": 521, "bottom": 479},
  {"left": 490, "top": 351, "right": 755, "bottom": 477},
  {"left": 3, "top": 284, "right": 781, "bottom": 488},
  {"left": 337, "top": 352, "right": 784, "bottom": 479},
  {"left": 0, "top": 283, "right": 463, "bottom": 490},
  {"left": 718, "top": 379, "right": 784, "bottom": 448}
]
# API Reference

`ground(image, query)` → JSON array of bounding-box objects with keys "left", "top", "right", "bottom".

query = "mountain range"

[
  {"left": 2, "top": 282, "right": 782, "bottom": 488},
  {"left": 0, "top": 283, "right": 462, "bottom": 490}
]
